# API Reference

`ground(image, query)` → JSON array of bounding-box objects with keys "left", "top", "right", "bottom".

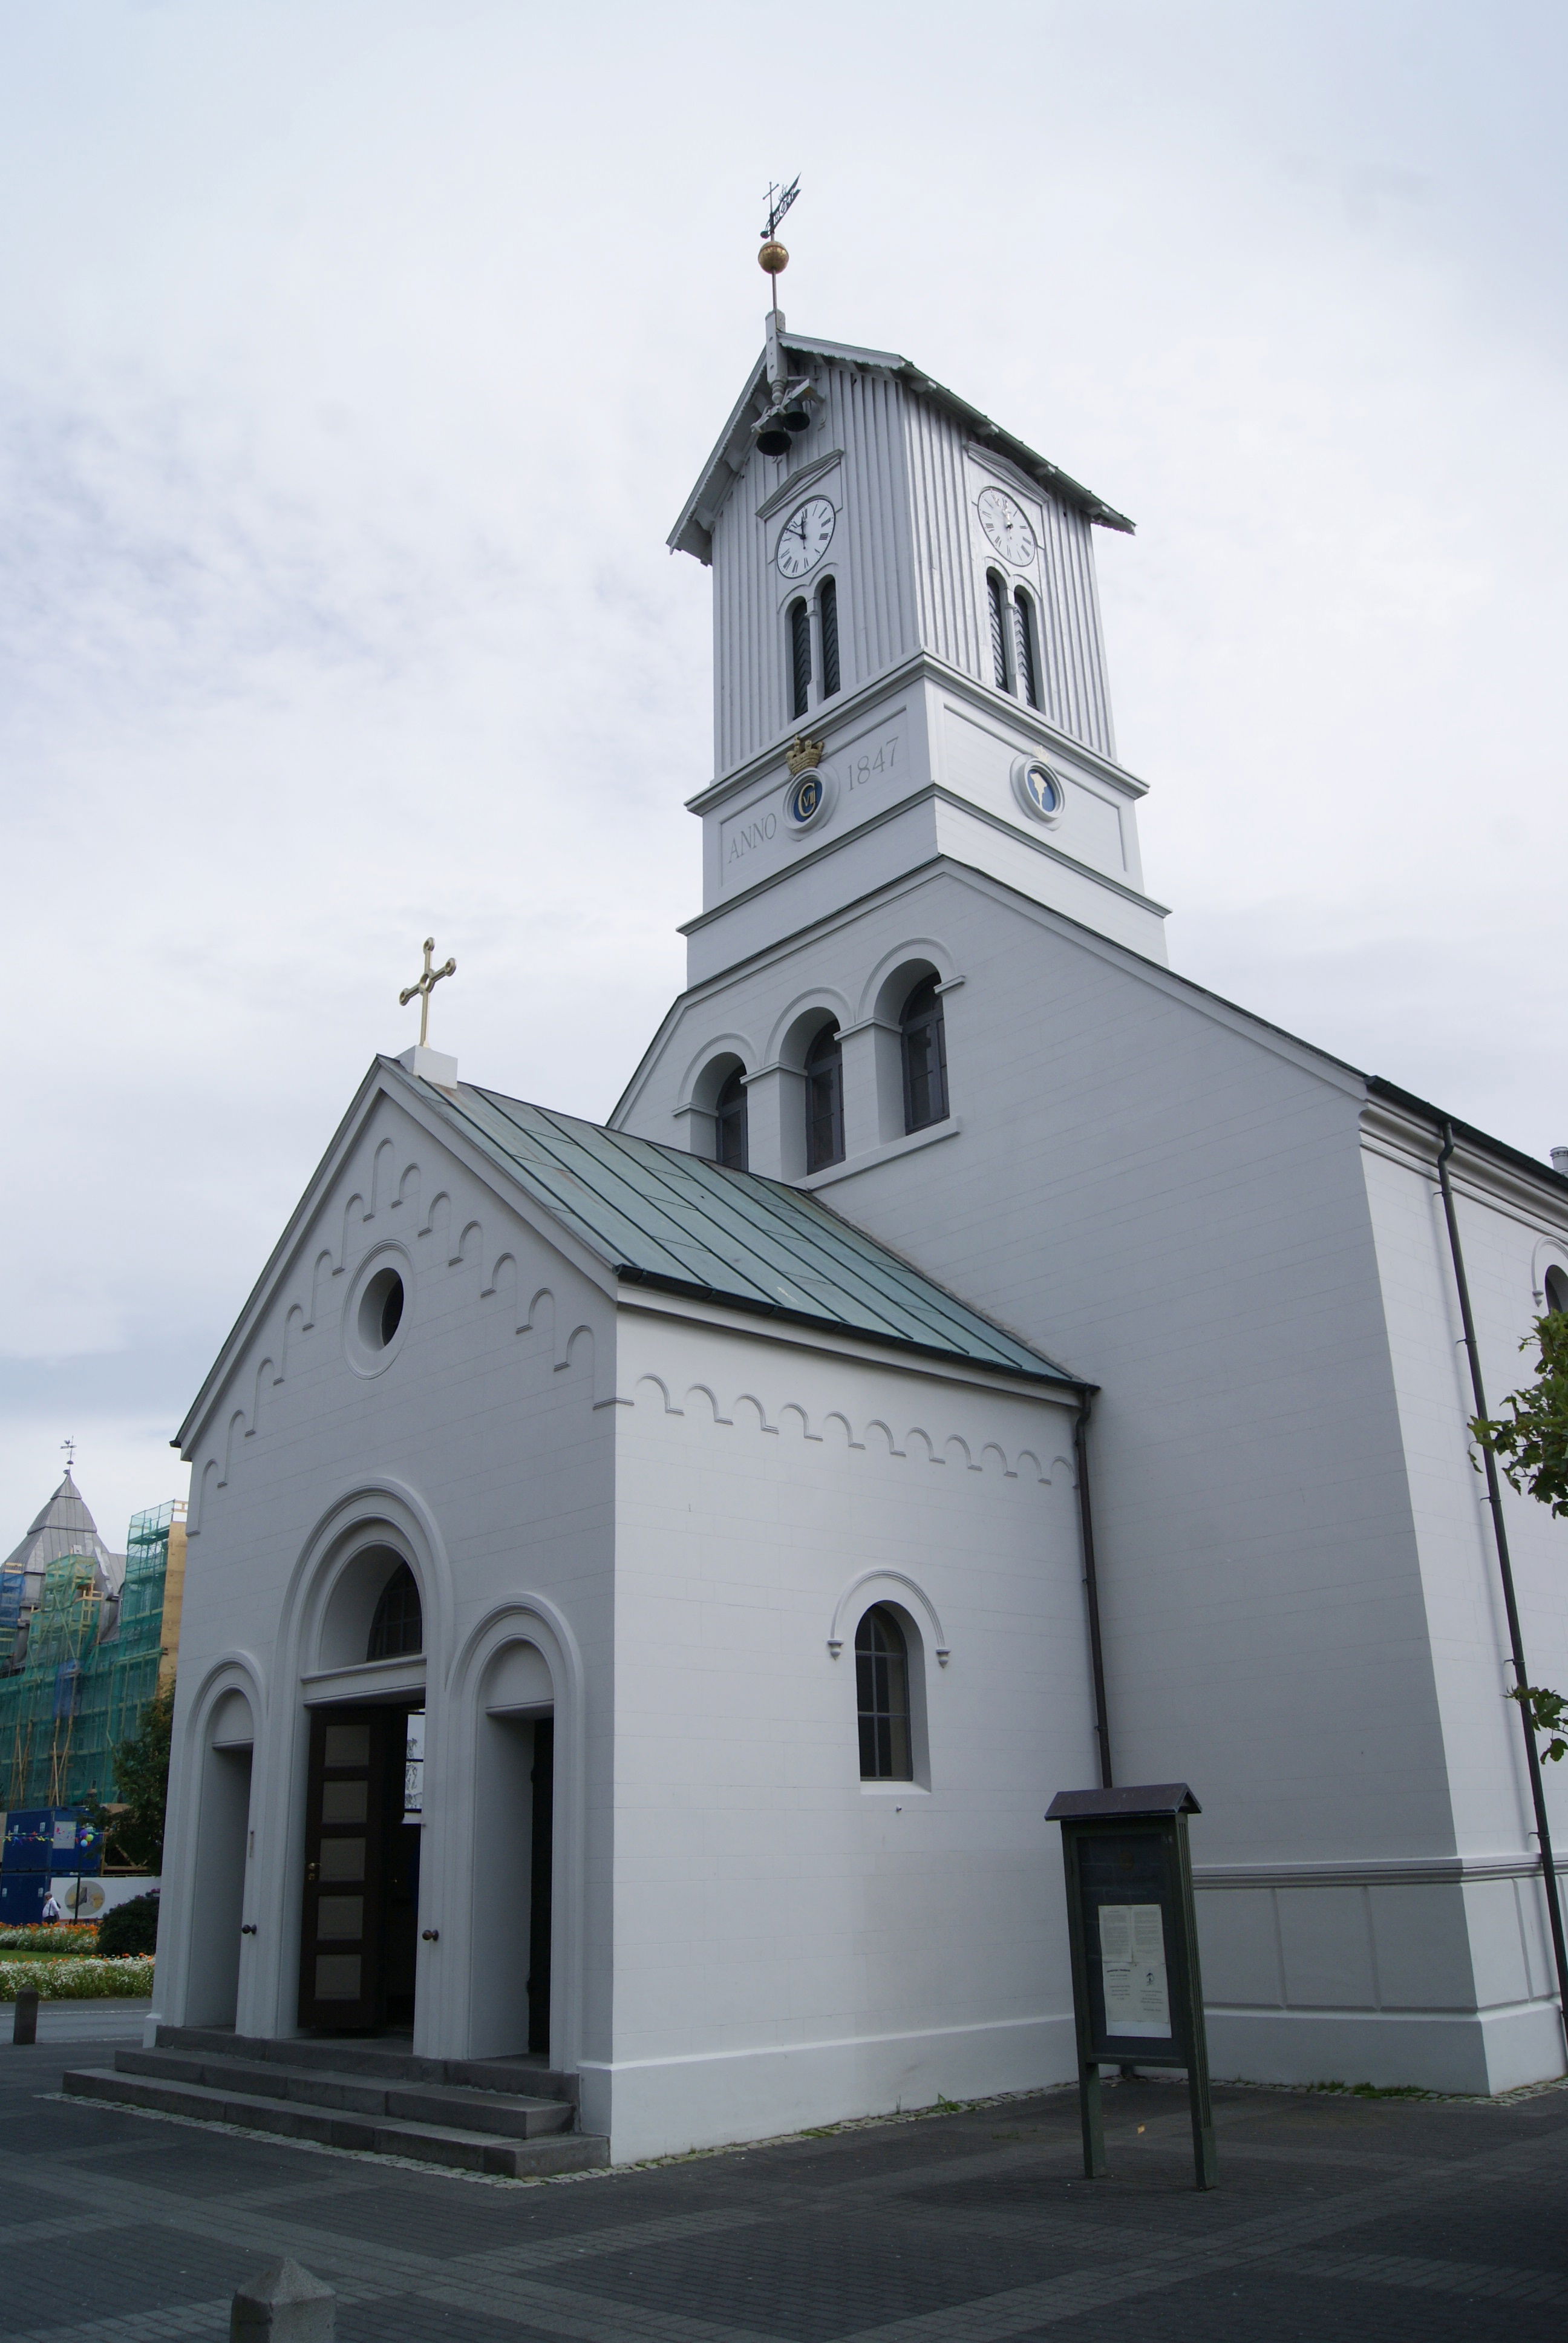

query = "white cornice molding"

[{"left": 684, "top": 653, "right": 1150, "bottom": 819}]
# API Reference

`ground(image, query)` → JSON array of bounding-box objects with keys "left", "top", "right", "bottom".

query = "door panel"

[
  {"left": 527, "top": 1716, "right": 554, "bottom": 2056},
  {"left": 298, "top": 1707, "right": 394, "bottom": 2030}
]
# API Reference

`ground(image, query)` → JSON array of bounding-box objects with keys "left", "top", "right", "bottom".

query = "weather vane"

[
  {"left": 399, "top": 936, "right": 457, "bottom": 1049},
  {"left": 759, "top": 174, "right": 800, "bottom": 315},
  {"left": 60, "top": 1436, "right": 76, "bottom": 1472}
]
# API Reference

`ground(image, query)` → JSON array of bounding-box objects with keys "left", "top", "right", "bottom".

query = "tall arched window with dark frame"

[
  {"left": 714, "top": 1066, "right": 748, "bottom": 1171},
  {"left": 367, "top": 1562, "right": 422, "bottom": 1661},
  {"left": 856, "top": 1605, "right": 912, "bottom": 1780},
  {"left": 804, "top": 1022, "right": 844, "bottom": 1172},
  {"left": 900, "top": 977, "right": 949, "bottom": 1132},
  {"left": 1546, "top": 1265, "right": 1568, "bottom": 1317},
  {"left": 788, "top": 598, "right": 812, "bottom": 720}
]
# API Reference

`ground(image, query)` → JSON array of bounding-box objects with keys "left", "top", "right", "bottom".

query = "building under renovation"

[{"left": 0, "top": 1470, "right": 186, "bottom": 1812}]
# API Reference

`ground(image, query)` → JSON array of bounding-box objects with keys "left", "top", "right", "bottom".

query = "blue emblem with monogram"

[
  {"left": 786, "top": 772, "right": 824, "bottom": 827},
  {"left": 1021, "top": 761, "right": 1061, "bottom": 817}
]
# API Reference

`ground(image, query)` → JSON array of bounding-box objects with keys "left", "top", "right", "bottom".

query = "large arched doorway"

[{"left": 298, "top": 1545, "right": 426, "bottom": 2033}]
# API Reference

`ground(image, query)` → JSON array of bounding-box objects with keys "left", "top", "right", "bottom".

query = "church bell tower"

[{"left": 665, "top": 309, "right": 1167, "bottom": 987}]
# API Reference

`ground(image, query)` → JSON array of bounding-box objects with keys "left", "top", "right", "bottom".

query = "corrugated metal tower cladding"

[
  {"left": 710, "top": 349, "right": 1114, "bottom": 776},
  {"left": 0, "top": 1502, "right": 186, "bottom": 1808}
]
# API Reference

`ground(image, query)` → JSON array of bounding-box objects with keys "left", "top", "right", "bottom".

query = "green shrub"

[{"left": 96, "top": 1893, "right": 160, "bottom": 1957}]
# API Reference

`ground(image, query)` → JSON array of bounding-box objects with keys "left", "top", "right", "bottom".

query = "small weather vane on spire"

[
  {"left": 758, "top": 174, "right": 799, "bottom": 315},
  {"left": 60, "top": 1435, "right": 76, "bottom": 1474}
]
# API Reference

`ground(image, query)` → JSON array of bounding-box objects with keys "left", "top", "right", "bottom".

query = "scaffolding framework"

[{"left": 0, "top": 1501, "right": 184, "bottom": 1810}]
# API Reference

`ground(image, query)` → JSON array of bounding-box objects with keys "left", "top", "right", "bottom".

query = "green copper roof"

[{"left": 431, "top": 1080, "right": 1076, "bottom": 1386}]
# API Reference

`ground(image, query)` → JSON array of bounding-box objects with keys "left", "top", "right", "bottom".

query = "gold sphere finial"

[{"left": 758, "top": 238, "right": 789, "bottom": 277}]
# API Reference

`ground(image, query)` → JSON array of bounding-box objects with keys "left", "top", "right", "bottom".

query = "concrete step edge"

[
  {"left": 115, "top": 2048, "right": 569, "bottom": 2132},
  {"left": 62, "top": 2068, "right": 604, "bottom": 2177}
]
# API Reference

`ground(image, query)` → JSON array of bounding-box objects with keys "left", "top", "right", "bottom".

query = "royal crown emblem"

[{"left": 785, "top": 735, "right": 825, "bottom": 775}]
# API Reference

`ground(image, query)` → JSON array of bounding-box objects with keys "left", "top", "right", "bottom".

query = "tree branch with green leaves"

[{"left": 1472, "top": 1308, "right": 1568, "bottom": 1757}]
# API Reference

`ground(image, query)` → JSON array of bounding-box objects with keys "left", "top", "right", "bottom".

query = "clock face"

[
  {"left": 977, "top": 486, "right": 1037, "bottom": 567},
  {"left": 776, "top": 496, "right": 836, "bottom": 579}
]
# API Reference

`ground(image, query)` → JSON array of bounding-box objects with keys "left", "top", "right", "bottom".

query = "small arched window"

[
  {"left": 856, "top": 1605, "right": 912, "bottom": 1780},
  {"left": 1546, "top": 1265, "right": 1568, "bottom": 1317},
  {"left": 714, "top": 1065, "right": 748, "bottom": 1171},
  {"left": 1013, "top": 589, "right": 1040, "bottom": 710},
  {"left": 804, "top": 1022, "right": 844, "bottom": 1173},
  {"left": 900, "top": 977, "right": 949, "bottom": 1132},
  {"left": 818, "top": 575, "right": 841, "bottom": 700},
  {"left": 986, "top": 571, "right": 1010, "bottom": 692},
  {"left": 367, "top": 1562, "right": 422, "bottom": 1662},
  {"left": 788, "top": 598, "right": 812, "bottom": 720}
]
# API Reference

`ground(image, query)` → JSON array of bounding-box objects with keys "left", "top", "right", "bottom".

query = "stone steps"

[{"left": 60, "top": 2030, "right": 605, "bottom": 2178}]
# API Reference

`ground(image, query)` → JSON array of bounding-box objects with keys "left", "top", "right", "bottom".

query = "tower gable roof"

[{"left": 669, "top": 329, "right": 1134, "bottom": 565}]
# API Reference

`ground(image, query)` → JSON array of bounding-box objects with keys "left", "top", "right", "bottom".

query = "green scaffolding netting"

[{"left": 0, "top": 1502, "right": 177, "bottom": 1810}]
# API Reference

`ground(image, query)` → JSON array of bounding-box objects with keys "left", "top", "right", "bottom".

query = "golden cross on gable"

[{"left": 399, "top": 936, "right": 457, "bottom": 1049}]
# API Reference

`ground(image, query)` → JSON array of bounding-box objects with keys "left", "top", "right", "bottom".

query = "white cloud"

[{"left": 2, "top": 0, "right": 1565, "bottom": 1538}]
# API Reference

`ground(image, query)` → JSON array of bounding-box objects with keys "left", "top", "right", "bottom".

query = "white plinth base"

[
  {"left": 1205, "top": 1998, "right": 1567, "bottom": 2097},
  {"left": 398, "top": 1045, "right": 459, "bottom": 1090}
]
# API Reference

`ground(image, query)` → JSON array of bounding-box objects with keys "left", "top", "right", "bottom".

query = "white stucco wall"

[
  {"left": 613, "top": 857, "right": 1568, "bottom": 2089},
  {"left": 158, "top": 1084, "right": 618, "bottom": 2080},
  {"left": 597, "top": 1303, "right": 1095, "bottom": 2160}
]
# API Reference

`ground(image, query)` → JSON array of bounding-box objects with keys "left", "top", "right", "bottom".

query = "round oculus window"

[
  {"left": 1011, "top": 755, "right": 1064, "bottom": 824},
  {"left": 359, "top": 1266, "right": 405, "bottom": 1352}
]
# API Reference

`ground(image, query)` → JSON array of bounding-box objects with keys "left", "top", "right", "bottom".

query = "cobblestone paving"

[{"left": 5, "top": 2020, "right": 1567, "bottom": 2341}]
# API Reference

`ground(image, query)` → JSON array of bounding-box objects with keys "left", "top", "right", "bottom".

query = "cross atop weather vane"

[
  {"left": 758, "top": 174, "right": 800, "bottom": 316},
  {"left": 60, "top": 1435, "right": 76, "bottom": 1474}
]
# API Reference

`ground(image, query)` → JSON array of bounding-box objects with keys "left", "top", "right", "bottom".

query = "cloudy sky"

[{"left": 3, "top": 0, "right": 1565, "bottom": 1548}]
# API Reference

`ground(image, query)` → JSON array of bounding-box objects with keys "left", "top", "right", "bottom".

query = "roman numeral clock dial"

[
  {"left": 977, "top": 485, "right": 1037, "bottom": 566},
  {"left": 775, "top": 496, "right": 835, "bottom": 579}
]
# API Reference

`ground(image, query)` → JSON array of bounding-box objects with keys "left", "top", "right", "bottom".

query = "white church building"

[{"left": 144, "top": 313, "right": 1568, "bottom": 2164}]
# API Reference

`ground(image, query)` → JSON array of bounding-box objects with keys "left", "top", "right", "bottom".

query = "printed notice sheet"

[{"left": 1098, "top": 1902, "right": 1171, "bottom": 2038}]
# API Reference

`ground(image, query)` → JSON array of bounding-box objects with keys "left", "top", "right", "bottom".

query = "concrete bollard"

[
  {"left": 12, "top": 1987, "right": 39, "bottom": 2046},
  {"left": 230, "top": 2259, "right": 335, "bottom": 2342}
]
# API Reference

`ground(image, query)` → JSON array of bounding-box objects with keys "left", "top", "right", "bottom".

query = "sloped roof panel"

[{"left": 438, "top": 1083, "right": 1076, "bottom": 1385}]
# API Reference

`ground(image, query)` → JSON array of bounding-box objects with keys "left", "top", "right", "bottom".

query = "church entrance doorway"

[{"left": 298, "top": 1703, "right": 422, "bottom": 2033}]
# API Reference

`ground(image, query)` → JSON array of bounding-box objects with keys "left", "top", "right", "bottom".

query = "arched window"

[
  {"left": 1013, "top": 588, "right": 1040, "bottom": 710},
  {"left": 804, "top": 1022, "right": 844, "bottom": 1173},
  {"left": 1546, "top": 1265, "right": 1568, "bottom": 1317},
  {"left": 818, "top": 575, "right": 841, "bottom": 700},
  {"left": 986, "top": 571, "right": 1010, "bottom": 692},
  {"left": 900, "top": 977, "right": 948, "bottom": 1132},
  {"left": 788, "top": 598, "right": 812, "bottom": 720},
  {"left": 367, "top": 1562, "right": 422, "bottom": 1662},
  {"left": 714, "top": 1065, "right": 748, "bottom": 1171},
  {"left": 856, "top": 1605, "right": 912, "bottom": 1780}
]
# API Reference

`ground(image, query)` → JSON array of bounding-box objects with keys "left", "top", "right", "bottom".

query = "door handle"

[
  {"left": 240, "top": 1924, "right": 257, "bottom": 1936},
  {"left": 421, "top": 1929, "right": 439, "bottom": 1942},
  {"left": 305, "top": 1863, "right": 318, "bottom": 1883}
]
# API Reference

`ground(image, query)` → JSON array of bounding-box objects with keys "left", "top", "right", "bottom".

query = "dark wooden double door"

[
  {"left": 298, "top": 1702, "right": 555, "bottom": 2050},
  {"left": 298, "top": 1705, "right": 420, "bottom": 2033}
]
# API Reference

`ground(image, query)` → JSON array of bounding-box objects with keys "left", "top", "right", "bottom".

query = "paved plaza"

[{"left": 4, "top": 2010, "right": 1567, "bottom": 2343}]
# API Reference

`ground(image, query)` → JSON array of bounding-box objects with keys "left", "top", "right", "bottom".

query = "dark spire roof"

[{"left": 2, "top": 1470, "right": 119, "bottom": 1583}]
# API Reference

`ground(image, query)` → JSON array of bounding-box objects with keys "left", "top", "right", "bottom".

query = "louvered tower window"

[
  {"left": 986, "top": 571, "right": 1010, "bottom": 692},
  {"left": 714, "top": 1066, "right": 748, "bottom": 1171},
  {"left": 788, "top": 598, "right": 812, "bottom": 719},
  {"left": 804, "top": 1023, "right": 844, "bottom": 1173},
  {"left": 1013, "top": 589, "right": 1041, "bottom": 710},
  {"left": 818, "top": 575, "right": 840, "bottom": 699}
]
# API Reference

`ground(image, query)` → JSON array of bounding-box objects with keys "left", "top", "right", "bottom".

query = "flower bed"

[
  {"left": 0, "top": 1923, "right": 100, "bottom": 1951},
  {"left": 0, "top": 1956, "right": 154, "bottom": 1999}
]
